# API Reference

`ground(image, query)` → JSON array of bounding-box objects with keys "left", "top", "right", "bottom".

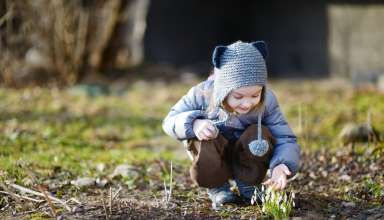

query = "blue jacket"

[{"left": 162, "top": 78, "right": 300, "bottom": 175}]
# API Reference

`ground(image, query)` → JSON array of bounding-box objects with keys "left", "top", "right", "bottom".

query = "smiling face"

[{"left": 224, "top": 85, "right": 264, "bottom": 114}]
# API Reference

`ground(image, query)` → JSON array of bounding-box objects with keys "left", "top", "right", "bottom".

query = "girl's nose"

[{"left": 241, "top": 101, "right": 252, "bottom": 108}]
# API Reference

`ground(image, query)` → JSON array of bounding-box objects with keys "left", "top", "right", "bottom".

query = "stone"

[
  {"left": 110, "top": 164, "right": 140, "bottom": 179},
  {"left": 71, "top": 177, "right": 95, "bottom": 188},
  {"left": 341, "top": 201, "right": 356, "bottom": 208},
  {"left": 339, "top": 174, "right": 351, "bottom": 181}
]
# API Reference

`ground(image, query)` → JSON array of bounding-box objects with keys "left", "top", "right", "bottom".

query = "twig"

[
  {"left": 12, "top": 209, "right": 39, "bottom": 216},
  {"left": 0, "top": 202, "right": 9, "bottom": 212},
  {"left": 0, "top": 182, "right": 22, "bottom": 204},
  {"left": 101, "top": 196, "right": 109, "bottom": 220},
  {"left": 7, "top": 183, "right": 71, "bottom": 211},
  {"left": 287, "top": 173, "right": 299, "bottom": 183},
  {"left": 109, "top": 186, "right": 112, "bottom": 216},
  {"left": 162, "top": 161, "right": 173, "bottom": 204},
  {"left": 112, "top": 186, "right": 122, "bottom": 201},
  {"left": 37, "top": 185, "right": 57, "bottom": 217},
  {"left": 169, "top": 161, "right": 173, "bottom": 202},
  {"left": 65, "top": 197, "right": 82, "bottom": 206},
  {"left": 0, "top": 190, "right": 44, "bottom": 203},
  {"left": 163, "top": 180, "right": 167, "bottom": 201},
  {"left": 0, "top": 10, "right": 12, "bottom": 27}
]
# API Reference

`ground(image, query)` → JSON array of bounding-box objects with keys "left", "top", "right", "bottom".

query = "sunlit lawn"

[
  {"left": 1, "top": 79, "right": 383, "bottom": 183},
  {"left": 0, "top": 78, "right": 383, "bottom": 218}
]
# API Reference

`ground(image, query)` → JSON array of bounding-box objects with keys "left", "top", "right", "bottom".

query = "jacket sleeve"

[
  {"left": 162, "top": 82, "right": 208, "bottom": 140},
  {"left": 263, "top": 89, "right": 301, "bottom": 175}
]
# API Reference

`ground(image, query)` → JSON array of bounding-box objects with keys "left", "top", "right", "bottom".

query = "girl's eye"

[
  {"left": 252, "top": 95, "right": 260, "bottom": 98},
  {"left": 234, "top": 96, "right": 242, "bottom": 99}
]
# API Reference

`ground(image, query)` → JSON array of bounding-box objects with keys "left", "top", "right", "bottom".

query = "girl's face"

[{"left": 225, "top": 85, "right": 263, "bottom": 114}]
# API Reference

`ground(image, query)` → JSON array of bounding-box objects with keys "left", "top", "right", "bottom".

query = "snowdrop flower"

[
  {"left": 251, "top": 197, "right": 255, "bottom": 205},
  {"left": 277, "top": 194, "right": 283, "bottom": 204}
]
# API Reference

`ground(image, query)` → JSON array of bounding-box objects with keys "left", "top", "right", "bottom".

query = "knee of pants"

[{"left": 187, "top": 136, "right": 231, "bottom": 188}]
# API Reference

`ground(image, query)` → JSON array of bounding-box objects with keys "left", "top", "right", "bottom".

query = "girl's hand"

[
  {"left": 193, "top": 119, "right": 219, "bottom": 141},
  {"left": 263, "top": 164, "right": 291, "bottom": 190}
]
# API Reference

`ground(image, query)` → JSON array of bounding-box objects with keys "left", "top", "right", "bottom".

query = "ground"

[{"left": 0, "top": 77, "right": 383, "bottom": 219}]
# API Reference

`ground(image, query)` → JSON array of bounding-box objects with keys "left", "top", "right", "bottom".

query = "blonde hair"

[{"left": 207, "top": 86, "right": 266, "bottom": 115}]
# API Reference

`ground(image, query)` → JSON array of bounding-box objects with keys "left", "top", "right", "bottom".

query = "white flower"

[
  {"left": 292, "top": 201, "right": 295, "bottom": 207},
  {"left": 292, "top": 192, "right": 296, "bottom": 199},
  {"left": 277, "top": 194, "right": 283, "bottom": 204},
  {"left": 262, "top": 206, "right": 266, "bottom": 213}
]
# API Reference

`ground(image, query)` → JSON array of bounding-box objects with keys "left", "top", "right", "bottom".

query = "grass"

[
  {"left": 0, "top": 81, "right": 188, "bottom": 183},
  {"left": 0, "top": 78, "right": 383, "bottom": 218}
]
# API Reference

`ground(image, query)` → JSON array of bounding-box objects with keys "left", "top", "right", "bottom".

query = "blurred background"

[
  {"left": 2, "top": 0, "right": 384, "bottom": 85},
  {"left": 1, "top": 1, "right": 383, "bottom": 219}
]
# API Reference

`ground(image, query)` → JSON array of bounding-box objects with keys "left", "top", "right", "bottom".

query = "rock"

[
  {"left": 56, "top": 215, "right": 65, "bottom": 220},
  {"left": 338, "top": 123, "right": 380, "bottom": 146},
  {"left": 309, "top": 171, "right": 317, "bottom": 180},
  {"left": 96, "top": 178, "right": 108, "bottom": 188},
  {"left": 341, "top": 201, "right": 356, "bottom": 208},
  {"left": 339, "top": 174, "right": 351, "bottom": 181},
  {"left": 71, "top": 177, "right": 95, "bottom": 188},
  {"left": 321, "top": 170, "right": 328, "bottom": 178},
  {"left": 110, "top": 164, "right": 140, "bottom": 179}
]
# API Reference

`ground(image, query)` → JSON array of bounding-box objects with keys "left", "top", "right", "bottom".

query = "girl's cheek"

[{"left": 227, "top": 97, "right": 237, "bottom": 107}]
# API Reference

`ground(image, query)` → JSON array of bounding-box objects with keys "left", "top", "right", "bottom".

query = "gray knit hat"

[{"left": 212, "top": 40, "right": 268, "bottom": 107}]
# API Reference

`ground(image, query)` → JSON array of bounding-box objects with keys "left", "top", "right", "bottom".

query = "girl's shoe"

[{"left": 207, "top": 182, "right": 239, "bottom": 209}]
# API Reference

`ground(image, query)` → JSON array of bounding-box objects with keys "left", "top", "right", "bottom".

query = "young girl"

[{"left": 162, "top": 41, "right": 300, "bottom": 208}]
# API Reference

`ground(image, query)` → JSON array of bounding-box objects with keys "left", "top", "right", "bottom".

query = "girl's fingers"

[
  {"left": 282, "top": 166, "right": 292, "bottom": 176},
  {"left": 263, "top": 178, "right": 272, "bottom": 185},
  {"left": 277, "top": 178, "right": 284, "bottom": 190},
  {"left": 271, "top": 181, "right": 278, "bottom": 190},
  {"left": 278, "top": 176, "right": 287, "bottom": 190},
  {"left": 198, "top": 132, "right": 208, "bottom": 141},
  {"left": 206, "top": 126, "right": 218, "bottom": 138},
  {"left": 206, "top": 125, "right": 216, "bottom": 133},
  {"left": 281, "top": 177, "right": 287, "bottom": 189},
  {"left": 203, "top": 129, "right": 214, "bottom": 138}
]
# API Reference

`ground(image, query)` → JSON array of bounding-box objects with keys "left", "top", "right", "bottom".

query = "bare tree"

[{"left": 0, "top": 0, "right": 149, "bottom": 87}]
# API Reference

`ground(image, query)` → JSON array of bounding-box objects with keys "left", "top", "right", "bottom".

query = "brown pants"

[{"left": 187, "top": 124, "right": 275, "bottom": 188}]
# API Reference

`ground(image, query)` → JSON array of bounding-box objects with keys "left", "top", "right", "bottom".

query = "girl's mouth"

[{"left": 237, "top": 107, "right": 250, "bottom": 112}]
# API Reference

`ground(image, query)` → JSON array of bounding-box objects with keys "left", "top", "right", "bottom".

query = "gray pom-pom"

[{"left": 249, "top": 139, "right": 269, "bottom": 157}]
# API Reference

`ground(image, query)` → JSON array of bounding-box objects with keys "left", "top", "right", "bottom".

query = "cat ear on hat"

[
  {"left": 212, "top": 46, "right": 227, "bottom": 68},
  {"left": 251, "top": 41, "right": 268, "bottom": 60}
]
